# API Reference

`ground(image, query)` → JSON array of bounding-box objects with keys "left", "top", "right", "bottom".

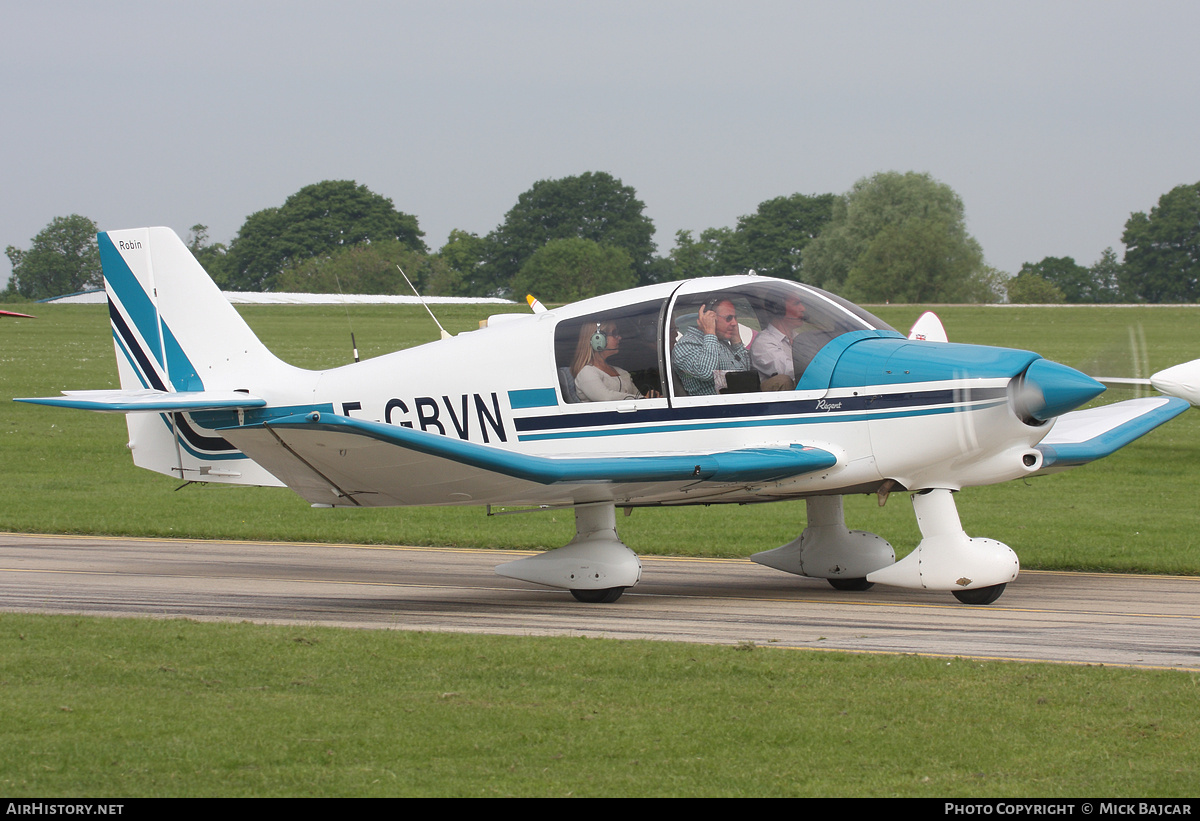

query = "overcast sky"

[{"left": 3, "top": 1, "right": 1197, "bottom": 289}]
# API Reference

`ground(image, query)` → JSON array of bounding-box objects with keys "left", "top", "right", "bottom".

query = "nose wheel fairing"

[
  {"left": 753, "top": 490, "right": 1018, "bottom": 604},
  {"left": 866, "top": 488, "right": 1019, "bottom": 594}
]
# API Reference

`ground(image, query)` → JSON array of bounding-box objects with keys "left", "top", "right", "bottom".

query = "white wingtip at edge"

[{"left": 1150, "top": 358, "right": 1200, "bottom": 406}]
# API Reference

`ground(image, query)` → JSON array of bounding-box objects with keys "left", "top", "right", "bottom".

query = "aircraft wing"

[
  {"left": 15, "top": 389, "right": 267, "bottom": 413},
  {"left": 218, "top": 411, "right": 838, "bottom": 508},
  {"left": 1034, "top": 396, "right": 1190, "bottom": 472}
]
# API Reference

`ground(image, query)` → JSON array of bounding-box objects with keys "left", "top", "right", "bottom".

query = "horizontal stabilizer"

[
  {"left": 1035, "top": 396, "right": 1190, "bottom": 470},
  {"left": 219, "top": 411, "right": 838, "bottom": 507},
  {"left": 15, "top": 389, "right": 267, "bottom": 413}
]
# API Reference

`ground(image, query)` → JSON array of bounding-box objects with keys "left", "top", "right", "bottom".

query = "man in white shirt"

[{"left": 750, "top": 296, "right": 806, "bottom": 391}]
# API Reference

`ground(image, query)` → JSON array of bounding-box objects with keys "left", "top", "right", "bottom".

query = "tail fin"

[
  {"left": 100, "top": 227, "right": 291, "bottom": 485},
  {"left": 102, "top": 227, "right": 283, "bottom": 393}
]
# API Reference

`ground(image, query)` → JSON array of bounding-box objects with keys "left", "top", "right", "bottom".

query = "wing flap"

[
  {"left": 218, "top": 411, "right": 838, "bottom": 507},
  {"left": 1035, "top": 396, "right": 1190, "bottom": 471}
]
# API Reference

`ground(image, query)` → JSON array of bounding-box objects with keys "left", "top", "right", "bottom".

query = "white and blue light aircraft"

[{"left": 17, "top": 228, "right": 1197, "bottom": 605}]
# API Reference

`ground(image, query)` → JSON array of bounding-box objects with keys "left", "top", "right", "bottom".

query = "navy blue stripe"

[
  {"left": 516, "top": 400, "right": 1010, "bottom": 442},
  {"left": 171, "top": 404, "right": 340, "bottom": 458},
  {"left": 514, "top": 387, "right": 1008, "bottom": 433},
  {"left": 187, "top": 404, "right": 339, "bottom": 430},
  {"left": 110, "top": 301, "right": 166, "bottom": 391},
  {"left": 171, "top": 412, "right": 238, "bottom": 453}
]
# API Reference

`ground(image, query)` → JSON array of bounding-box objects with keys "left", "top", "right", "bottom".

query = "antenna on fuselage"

[
  {"left": 329, "top": 267, "right": 360, "bottom": 363},
  {"left": 397, "top": 265, "right": 452, "bottom": 340}
]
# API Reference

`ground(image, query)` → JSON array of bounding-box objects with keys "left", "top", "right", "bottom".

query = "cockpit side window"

[
  {"left": 553, "top": 299, "right": 665, "bottom": 403},
  {"left": 668, "top": 293, "right": 761, "bottom": 397},
  {"left": 669, "top": 281, "right": 894, "bottom": 396}
]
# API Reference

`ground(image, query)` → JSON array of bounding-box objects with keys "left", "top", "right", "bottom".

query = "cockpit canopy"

[{"left": 553, "top": 278, "right": 896, "bottom": 403}]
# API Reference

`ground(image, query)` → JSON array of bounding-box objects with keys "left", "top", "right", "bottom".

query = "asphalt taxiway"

[{"left": 2, "top": 532, "right": 1197, "bottom": 671}]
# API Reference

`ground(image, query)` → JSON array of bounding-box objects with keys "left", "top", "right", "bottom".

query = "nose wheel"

[
  {"left": 570, "top": 587, "right": 626, "bottom": 603},
  {"left": 952, "top": 583, "right": 1006, "bottom": 605},
  {"left": 827, "top": 577, "right": 874, "bottom": 591}
]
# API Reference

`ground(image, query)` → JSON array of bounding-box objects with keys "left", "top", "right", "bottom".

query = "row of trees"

[
  {"left": 6, "top": 174, "right": 1200, "bottom": 304},
  {"left": 5, "top": 215, "right": 103, "bottom": 300},
  {"left": 992, "top": 182, "right": 1200, "bottom": 304}
]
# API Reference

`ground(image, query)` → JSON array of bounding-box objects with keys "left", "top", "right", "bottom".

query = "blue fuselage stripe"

[
  {"left": 514, "top": 399, "right": 1009, "bottom": 441},
  {"left": 508, "top": 387, "right": 559, "bottom": 409},
  {"left": 511, "top": 387, "right": 1008, "bottom": 441}
]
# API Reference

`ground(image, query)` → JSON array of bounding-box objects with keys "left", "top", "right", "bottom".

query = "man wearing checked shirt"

[{"left": 673, "top": 298, "right": 752, "bottom": 395}]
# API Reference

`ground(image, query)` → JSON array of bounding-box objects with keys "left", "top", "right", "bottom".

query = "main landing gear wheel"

[
  {"left": 952, "top": 583, "right": 1006, "bottom": 605},
  {"left": 827, "top": 578, "right": 874, "bottom": 591},
  {"left": 570, "top": 587, "right": 626, "bottom": 604}
]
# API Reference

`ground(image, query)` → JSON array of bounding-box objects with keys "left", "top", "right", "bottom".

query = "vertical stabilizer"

[
  {"left": 100, "top": 227, "right": 294, "bottom": 486},
  {"left": 101, "top": 228, "right": 284, "bottom": 392}
]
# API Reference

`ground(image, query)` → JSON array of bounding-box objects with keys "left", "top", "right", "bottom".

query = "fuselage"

[{"left": 188, "top": 275, "right": 1082, "bottom": 506}]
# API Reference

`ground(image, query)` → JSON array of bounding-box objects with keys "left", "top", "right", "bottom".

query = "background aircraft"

[{"left": 16, "top": 228, "right": 1194, "bottom": 605}]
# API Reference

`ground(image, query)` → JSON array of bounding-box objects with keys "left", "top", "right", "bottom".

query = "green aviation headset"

[{"left": 590, "top": 323, "right": 610, "bottom": 352}]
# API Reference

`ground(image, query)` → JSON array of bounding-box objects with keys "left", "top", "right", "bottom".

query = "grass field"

[
  {"left": 3, "top": 300, "right": 1199, "bottom": 797},
  {"left": 2, "top": 614, "right": 1199, "bottom": 798}
]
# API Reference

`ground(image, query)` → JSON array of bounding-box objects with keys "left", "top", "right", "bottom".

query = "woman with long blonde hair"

[{"left": 570, "top": 320, "right": 644, "bottom": 402}]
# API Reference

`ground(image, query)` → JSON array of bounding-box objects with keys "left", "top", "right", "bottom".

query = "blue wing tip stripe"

[{"left": 1037, "top": 396, "right": 1190, "bottom": 468}]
